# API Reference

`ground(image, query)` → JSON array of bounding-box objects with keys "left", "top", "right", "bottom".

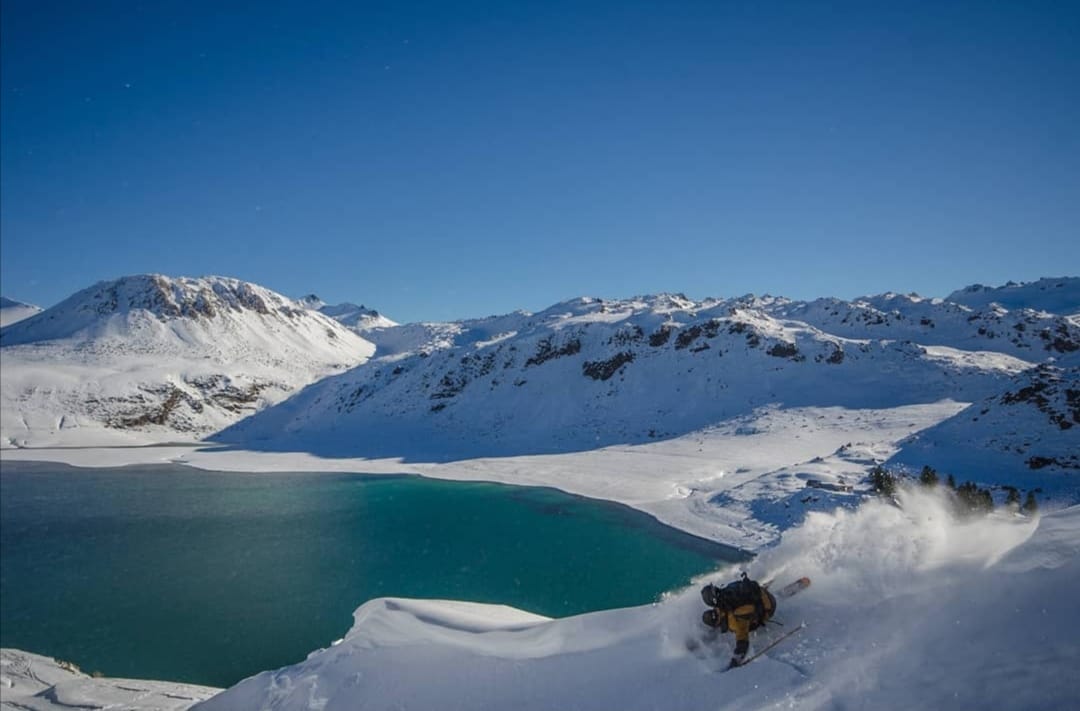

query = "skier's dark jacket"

[{"left": 713, "top": 585, "right": 776, "bottom": 656}]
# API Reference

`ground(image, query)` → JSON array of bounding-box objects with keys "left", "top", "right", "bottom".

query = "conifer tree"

[
  {"left": 1022, "top": 491, "right": 1039, "bottom": 515},
  {"left": 869, "top": 465, "right": 897, "bottom": 496},
  {"left": 919, "top": 465, "right": 939, "bottom": 487}
]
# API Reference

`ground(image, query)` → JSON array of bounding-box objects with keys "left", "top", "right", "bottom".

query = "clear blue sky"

[{"left": 2, "top": 1, "right": 1078, "bottom": 323}]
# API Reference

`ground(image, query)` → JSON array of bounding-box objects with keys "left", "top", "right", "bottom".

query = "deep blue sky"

[{"left": 2, "top": 1, "right": 1078, "bottom": 323}]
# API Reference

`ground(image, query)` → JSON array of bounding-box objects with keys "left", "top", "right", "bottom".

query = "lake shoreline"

[
  {"left": 0, "top": 439, "right": 768, "bottom": 552},
  {"left": 1, "top": 460, "right": 741, "bottom": 688}
]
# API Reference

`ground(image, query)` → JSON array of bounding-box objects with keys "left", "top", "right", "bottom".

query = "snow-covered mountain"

[
  {"left": 0, "top": 297, "right": 42, "bottom": 328},
  {"left": 298, "top": 294, "right": 398, "bottom": 332},
  {"left": 945, "top": 276, "right": 1080, "bottom": 315},
  {"left": 0, "top": 275, "right": 375, "bottom": 447},
  {"left": 215, "top": 289, "right": 1076, "bottom": 468}
]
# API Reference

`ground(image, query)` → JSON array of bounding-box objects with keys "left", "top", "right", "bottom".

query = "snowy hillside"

[
  {"left": 216, "top": 291, "right": 1063, "bottom": 462},
  {"left": 0, "top": 297, "right": 42, "bottom": 328},
  {"left": 945, "top": 276, "right": 1080, "bottom": 315},
  {"left": 892, "top": 364, "right": 1080, "bottom": 482},
  {"left": 189, "top": 494, "right": 1080, "bottom": 711},
  {"left": 0, "top": 275, "right": 375, "bottom": 447}
]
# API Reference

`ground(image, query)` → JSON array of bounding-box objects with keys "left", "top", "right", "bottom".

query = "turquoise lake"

[{"left": 0, "top": 461, "right": 742, "bottom": 688}]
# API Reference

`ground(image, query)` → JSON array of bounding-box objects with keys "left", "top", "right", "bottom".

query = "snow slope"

[
  {"left": 216, "top": 292, "right": 1060, "bottom": 462},
  {"left": 0, "top": 276, "right": 375, "bottom": 447},
  {"left": 190, "top": 493, "right": 1080, "bottom": 711},
  {"left": 0, "top": 297, "right": 42, "bottom": 328},
  {"left": 891, "top": 364, "right": 1080, "bottom": 483}
]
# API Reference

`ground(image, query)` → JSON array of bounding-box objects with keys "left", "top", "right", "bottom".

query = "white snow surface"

[{"left": 0, "top": 649, "right": 219, "bottom": 711}]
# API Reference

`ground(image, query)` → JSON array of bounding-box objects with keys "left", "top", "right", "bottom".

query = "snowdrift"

[{"left": 194, "top": 493, "right": 1080, "bottom": 711}]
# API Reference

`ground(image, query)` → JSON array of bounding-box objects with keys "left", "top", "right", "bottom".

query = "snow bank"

[
  {"left": 0, "top": 649, "right": 219, "bottom": 710},
  {"left": 194, "top": 495, "right": 1079, "bottom": 711}
]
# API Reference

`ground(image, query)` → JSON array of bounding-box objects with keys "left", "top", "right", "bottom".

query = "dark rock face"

[
  {"left": 526, "top": 336, "right": 583, "bottom": 367},
  {"left": 1000, "top": 366, "right": 1080, "bottom": 431},
  {"left": 582, "top": 352, "right": 635, "bottom": 381}
]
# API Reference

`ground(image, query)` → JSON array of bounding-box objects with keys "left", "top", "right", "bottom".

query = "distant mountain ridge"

[
  {"left": 761, "top": 291, "right": 1079, "bottom": 362},
  {"left": 945, "top": 277, "right": 1080, "bottom": 315},
  {"left": 298, "top": 294, "right": 398, "bottom": 332}
]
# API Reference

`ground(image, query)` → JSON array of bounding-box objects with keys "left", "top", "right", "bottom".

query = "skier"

[{"left": 700, "top": 573, "right": 778, "bottom": 669}]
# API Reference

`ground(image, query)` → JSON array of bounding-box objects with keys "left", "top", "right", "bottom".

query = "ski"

[
  {"left": 727, "top": 622, "right": 806, "bottom": 670},
  {"left": 771, "top": 576, "right": 811, "bottom": 599}
]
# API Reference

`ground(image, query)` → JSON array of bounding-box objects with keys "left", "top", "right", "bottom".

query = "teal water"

[{"left": 0, "top": 461, "right": 741, "bottom": 688}]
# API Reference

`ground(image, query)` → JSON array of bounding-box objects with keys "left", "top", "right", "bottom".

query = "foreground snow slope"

[
  {"left": 193, "top": 494, "right": 1080, "bottom": 711},
  {"left": 0, "top": 275, "right": 374, "bottom": 447},
  {"left": 0, "top": 649, "right": 219, "bottom": 711}
]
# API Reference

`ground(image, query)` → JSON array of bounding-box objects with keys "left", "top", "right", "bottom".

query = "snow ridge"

[
  {"left": 945, "top": 276, "right": 1080, "bottom": 315},
  {"left": 298, "top": 293, "right": 398, "bottom": 331},
  {"left": 0, "top": 296, "right": 42, "bottom": 328}
]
